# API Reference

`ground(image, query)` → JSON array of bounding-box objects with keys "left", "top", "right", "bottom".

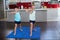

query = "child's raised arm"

[
  {"left": 10, "top": 11, "right": 16, "bottom": 14},
  {"left": 25, "top": 7, "right": 32, "bottom": 12},
  {"left": 25, "top": 8, "right": 29, "bottom": 12}
]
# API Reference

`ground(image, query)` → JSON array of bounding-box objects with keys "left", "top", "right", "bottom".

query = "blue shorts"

[
  {"left": 14, "top": 21, "right": 21, "bottom": 24},
  {"left": 30, "top": 20, "right": 35, "bottom": 24}
]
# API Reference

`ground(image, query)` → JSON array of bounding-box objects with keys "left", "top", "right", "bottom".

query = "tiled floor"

[
  {"left": 40, "top": 21, "right": 60, "bottom": 40},
  {"left": 0, "top": 21, "right": 60, "bottom": 40}
]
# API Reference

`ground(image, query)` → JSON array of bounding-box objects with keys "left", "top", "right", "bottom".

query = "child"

[
  {"left": 11, "top": 6, "right": 23, "bottom": 35},
  {"left": 25, "top": 2, "right": 36, "bottom": 36}
]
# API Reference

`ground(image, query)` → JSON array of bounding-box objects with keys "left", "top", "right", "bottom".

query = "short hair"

[
  {"left": 15, "top": 5, "right": 19, "bottom": 8},
  {"left": 31, "top": 2, "right": 35, "bottom": 6}
]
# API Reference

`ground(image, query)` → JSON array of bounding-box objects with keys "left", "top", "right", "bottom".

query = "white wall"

[
  {"left": 47, "top": 8, "right": 58, "bottom": 21},
  {"left": 6, "top": 8, "right": 58, "bottom": 22},
  {"left": 7, "top": 10, "right": 47, "bottom": 22},
  {"left": 57, "top": 8, "right": 60, "bottom": 21},
  {"left": 5, "top": 0, "right": 51, "bottom": 2}
]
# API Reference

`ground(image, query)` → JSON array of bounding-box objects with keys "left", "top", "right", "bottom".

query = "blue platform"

[{"left": 6, "top": 26, "right": 41, "bottom": 39}]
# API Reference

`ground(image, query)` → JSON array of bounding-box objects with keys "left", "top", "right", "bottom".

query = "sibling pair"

[{"left": 11, "top": 3, "right": 36, "bottom": 36}]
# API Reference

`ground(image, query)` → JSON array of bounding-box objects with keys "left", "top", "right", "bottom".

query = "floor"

[
  {"left": 41, "top": 21, "right": 60, "bottom": 40},
  {"left": 0, "top": 21, "right": 60, "bottom": 40}
]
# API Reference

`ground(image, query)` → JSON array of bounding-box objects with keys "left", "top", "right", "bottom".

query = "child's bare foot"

[
  {"left": 30, "top": 33, "right": 32, "bottom": 36},
  {"left": 20, "top": 29, "right": 23, "bottom": 31},
  {"left": 14, "top": 33, "right": 16, "bottom": 36}
]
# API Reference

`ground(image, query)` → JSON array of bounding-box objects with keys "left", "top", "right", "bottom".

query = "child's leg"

[
  {"left": 33, "top": 23, "right": 35, "bottom": 28},
  {"left": 33, "top": 23, "right": 36, "bottom": 31},
  {"left": 14, "top": 24, "right": 17, "bottom": 35},
  {"left": 30, "top": 23, "right": 33, "bottom": 36},
  {"left": 19, "top": 23, "right": 23, "bottom": 31}
]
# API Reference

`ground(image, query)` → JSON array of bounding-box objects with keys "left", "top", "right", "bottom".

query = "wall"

[
  {"left": 7, "top": 10, "right": 47, "bottom": 22},
  {"left": 57, "top": 8, "right": 60, "bottom": 21},
  {"left": 9, "top": 0, "right": 20, "bottom": 2},
  {"left": 6, "top": 8, "right": 58, "bottom": 22},
  {"left": 0, "top": 0, "right": 4, "bottom": 19},
  {"left": 47, "top": 8, "right": 58, "bottom": 21},
  {"left": 5, "top": 0, "right": 59, "bottom": 21}
]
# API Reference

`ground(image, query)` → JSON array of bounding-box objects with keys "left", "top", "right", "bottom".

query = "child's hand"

[{"left": 10, "top": 12, "right": 13, "bottom": 14}]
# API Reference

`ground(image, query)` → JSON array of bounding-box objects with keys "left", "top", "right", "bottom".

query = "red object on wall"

[
  {"left": 9, "top": 2, "right": 31, "bottom": 9},
  {"left": 16, "top": 2, "right": 21, "bottom": 9},
  {"left": 9, "top": 1, "right": 59, "bottom": 9},
  {"left": 16, "top": 2, "right": 31, "bottom": 9},
  {"left": 51, "top": 4, "right": 58, "bottom": 8},
  {"left": 41, "top": 2, "right": 51, "bottom": 8},
  {"left": 43, "top": 2, "right": 48, "bottom": 6},
  {"left": 42, "top": 2, "right": 58, "bottom": 8},
  {"left": 47, "top": 4, "right": 52, "bottom": 8},
  {"left": 9, "top": 4, "right": 16, "bottom": 9},
  {"left": 21, "top": 2, "right": 31, "bottom": 9},
  {"left": 57, "top": 4, "right": 60, "bottom": 8}
]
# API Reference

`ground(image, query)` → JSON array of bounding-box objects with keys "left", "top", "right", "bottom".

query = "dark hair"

[
  {"left": 15, "top": 5, "right": 19, "bottom": 8},
  {"left": 31, "top": 2, "right": 35, "bottom": 6}
]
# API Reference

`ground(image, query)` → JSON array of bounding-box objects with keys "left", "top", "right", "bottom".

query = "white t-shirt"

[{"left": 29, "top": 10, "right": 36, "bottom": 21}]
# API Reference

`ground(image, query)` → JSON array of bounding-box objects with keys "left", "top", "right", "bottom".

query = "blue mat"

[{"left": 6, "top": 26, "right": 41, "bottom": 39}]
